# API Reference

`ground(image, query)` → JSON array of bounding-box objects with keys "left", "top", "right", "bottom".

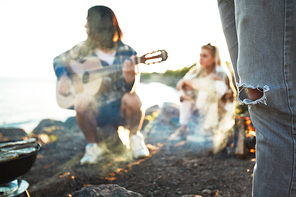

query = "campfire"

[
  {"left": 234, "top": 114, "right": 256, "bottom": 157},
  {"left": 245, "top": 117, "right": 256, "bottom": 153}
]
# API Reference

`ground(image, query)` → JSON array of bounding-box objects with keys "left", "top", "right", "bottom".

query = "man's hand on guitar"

[
  {"left": 122, "top": 56, "right": 138, "bottom": 85},
  {"left": 58, "top": 74, "right": 71, "bottom": 97}
]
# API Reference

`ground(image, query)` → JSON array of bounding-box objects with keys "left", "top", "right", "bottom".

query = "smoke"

[{"left": 179, "top": 87, "right": 235, "bottom": 155}]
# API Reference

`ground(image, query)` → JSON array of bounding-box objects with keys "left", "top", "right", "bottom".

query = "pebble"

[{"left": 201, "top": 189, "right": 212, "bottom": 195}]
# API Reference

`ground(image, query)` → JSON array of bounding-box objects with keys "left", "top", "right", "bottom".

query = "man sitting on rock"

[{"left": 53, "top": 6, "right": 149, "bottom": 165}]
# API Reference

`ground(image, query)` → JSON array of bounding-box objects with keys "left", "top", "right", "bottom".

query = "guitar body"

[
  {"left": 55, "top": 50, "right": 168, "bottom": 109},
  {"left": 56, "top": 57, "right": 103, "bottom": 109}
]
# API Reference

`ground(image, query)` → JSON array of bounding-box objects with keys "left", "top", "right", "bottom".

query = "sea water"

[{"left": 0, "top": 77, "right": 179, "bottom": 133}]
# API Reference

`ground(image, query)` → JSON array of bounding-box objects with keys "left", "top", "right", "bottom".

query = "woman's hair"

[
  {"left": 201, "top": 43, "right": 221, "bottom": 66},
  {"left": 82, "top": 6, "right": 122, "bottom": 54}
]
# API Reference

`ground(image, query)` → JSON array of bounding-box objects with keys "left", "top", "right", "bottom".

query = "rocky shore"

[
  {"left": 0, "top": 70, "right": 255, "bottom": 196},
  {"left": 1, "top": 102, "right": 254, "bottom": 197}
]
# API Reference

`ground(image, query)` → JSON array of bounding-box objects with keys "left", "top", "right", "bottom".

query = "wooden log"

[{"left": 234, "top": 118, "right": 248, "bottom": 158}]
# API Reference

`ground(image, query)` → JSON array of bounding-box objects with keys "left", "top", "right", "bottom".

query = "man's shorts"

[{"left": 95, "top": 98, "right": 126, "bottom": 127}]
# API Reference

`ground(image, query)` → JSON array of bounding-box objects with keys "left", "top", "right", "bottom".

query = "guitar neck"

[
  {"left": 81, "top": 50, "right": 168, "bottom": 84},
  {"left": 82, "top": 57, "right": 143, "bottom": 84},
  {"left": 97, "top": 63, "right": 123, "bottom": 76},
  {"left": 82, "top": 63, "right": 120, "bottom": 84}
]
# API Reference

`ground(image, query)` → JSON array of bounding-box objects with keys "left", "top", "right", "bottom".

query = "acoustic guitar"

[{"left": 56, "top": 50, "right": 168, "bottom": 109}]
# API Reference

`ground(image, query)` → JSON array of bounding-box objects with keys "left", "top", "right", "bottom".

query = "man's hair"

[{"left": 83, "top": 6, "right": 123, "bottom": 53}]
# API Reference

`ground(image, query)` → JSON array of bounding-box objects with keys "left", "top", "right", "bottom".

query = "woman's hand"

[
  {"left": 176, "top": 80, "right": 194, "bottom": 91},
  {"left": 122, "top": 56, "right": 138, "bottom": 85}
]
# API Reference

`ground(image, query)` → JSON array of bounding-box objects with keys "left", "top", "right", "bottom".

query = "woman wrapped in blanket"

[{"left": 171, "top": 44, "right": 236, "bottom": 153}]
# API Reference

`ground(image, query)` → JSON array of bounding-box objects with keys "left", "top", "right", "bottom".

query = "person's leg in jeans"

[{"left": 218, "top": 0, "right": 296, "bottom": 196}]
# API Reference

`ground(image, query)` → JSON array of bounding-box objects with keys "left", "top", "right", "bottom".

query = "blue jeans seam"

[{"left": 283, "top": 0, "right": 296, "bottom": 196}]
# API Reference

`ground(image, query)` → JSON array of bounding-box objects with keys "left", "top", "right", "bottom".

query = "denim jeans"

[{"left": 218, "top": 0, "right": 296, "bottom": 196}]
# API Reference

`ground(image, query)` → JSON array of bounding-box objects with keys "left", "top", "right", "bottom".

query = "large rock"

[
  {"left": 0, "top": 128, "right": 28, "bottom": 142},
  {"left": 144, "top": 105, "right": 161, "bottom": 116},
  {"left": 142, "top": 105, "right": 161, "bottom": 131},
  {"left": 64, "top": 116, "right": 80, "bottom": 133},
  {"left": 160, "top": 102, "right": 180, "bottom": 125},
  {"left": 32, "top": 119, "right": 65, "bottom": 135},
  {"left": 32, "top": 119, "right": 72, "bottom": 145},
  {"left": 72, "top": 184, "right": 142, "bottom": 197}
]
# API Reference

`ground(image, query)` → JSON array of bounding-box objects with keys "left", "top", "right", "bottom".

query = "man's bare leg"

[
  {"left": 74, "top": 93, "right": 105, "bottom": 164},
  {"left": 74, "top": 93, "right": 103, "bottom": 143},
  {"left": 121, "top": 92, "right": 144, "bottom": 135},
  {"left": 121, "top": 92, "right": 149, "bottom": 158}
]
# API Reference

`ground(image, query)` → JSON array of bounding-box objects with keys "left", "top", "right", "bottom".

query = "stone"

[
  {"left": 72, "top": 184, "right": 143, "bottom": 197},
  {"left": 160, "top": 102, "right": 180, "bottom": 124},
  {"left": 145, "top": 105, "right": 161, "bottom": 116},
  {"left": 64, "top": 116, "right": 77, "bottom": 129},
  {"left": 201, "top": 189, "right": 212, "bottom": 195},
  {"left": 142, "top": 105, "right": 161, "bottom": 130},
  {"left": 0, "top": 128, "right": 28, "bottom": 142},
  {"left": 32, "top": 119, "right": 65, "bottom": 135},
  {"left": 31, "top": 119, "right": 69, "bottom": 145}
]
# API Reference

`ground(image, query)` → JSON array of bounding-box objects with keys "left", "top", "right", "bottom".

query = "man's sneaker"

[
  {"left": 130, "top": 133, "right": 149, "bottom": 159},
  {"left": 80, "top": 143, "right": 104, "bottom": 165}
]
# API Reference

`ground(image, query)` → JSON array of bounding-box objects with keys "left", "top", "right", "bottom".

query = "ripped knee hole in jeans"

[{"left": 238, "top": 85, "right": 270, "bottom": 105}]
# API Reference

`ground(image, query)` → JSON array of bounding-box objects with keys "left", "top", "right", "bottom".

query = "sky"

[{"left": 0, "top": 0, "right": 230, "bottom": 79}]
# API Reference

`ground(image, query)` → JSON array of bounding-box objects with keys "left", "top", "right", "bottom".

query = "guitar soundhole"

[{"left": 82, "top": 72, "right": 90, "bottom": 84}]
